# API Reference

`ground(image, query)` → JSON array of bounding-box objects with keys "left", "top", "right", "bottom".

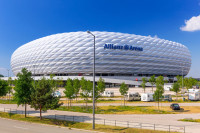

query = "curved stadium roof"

[{"left": 11, "top": 31, "right": 191, "bottom": 76}]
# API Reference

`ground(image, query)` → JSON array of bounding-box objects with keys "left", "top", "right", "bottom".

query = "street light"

[
  {"left": 87, "top": 30, "right": 96, "bottom": 129},
  {"left": 180, "top": 61, "right": 184, "bottom": 100}
]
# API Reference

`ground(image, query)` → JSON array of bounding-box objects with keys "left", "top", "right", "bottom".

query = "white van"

[
  {"left": 125, "top": 92, "right": 141, "bottom": 101},
  {"left": 189, "top": 91, "right": 200, "bottom": 101},
  {"left": 141, "top": 93, "right": 154, "bottom": 102}
]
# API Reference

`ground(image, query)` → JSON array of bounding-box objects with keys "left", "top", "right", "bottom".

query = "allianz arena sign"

[{"left": 104, "top": 44, "right": 143, "bottom": 51}]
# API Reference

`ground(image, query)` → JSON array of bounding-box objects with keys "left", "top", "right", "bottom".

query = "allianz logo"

[{"left": 104, "top": 44, "right": 143, "bottom": 51}]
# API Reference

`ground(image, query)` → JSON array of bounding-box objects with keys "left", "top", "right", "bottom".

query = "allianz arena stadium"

[{"left": 10, "top": 31, "right": 191, "bottom": 85}]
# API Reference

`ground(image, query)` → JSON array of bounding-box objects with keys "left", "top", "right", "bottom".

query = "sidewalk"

[{"left": 1, "top": 104, "right": 199, "bottom": 133}]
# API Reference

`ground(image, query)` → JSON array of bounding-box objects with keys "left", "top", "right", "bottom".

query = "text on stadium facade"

[{"left": 104, "top": 44, "right": 143, "bottom": 51}]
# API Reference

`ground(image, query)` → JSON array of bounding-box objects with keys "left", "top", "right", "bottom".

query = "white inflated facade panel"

[{"left": 11, "top": 31, "right": 191, "bottom": 76}]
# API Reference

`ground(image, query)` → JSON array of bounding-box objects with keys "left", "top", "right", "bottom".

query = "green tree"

[
  {"left": 176, "top": 75, "right": 185, "bottom": 100},
  {"left": 0, "top": 74, "right": 4, "bottom": 77},
  {"left": 176, "top": 75, "right": 184, "bottom": 88},
  {"left": 172, "top": 82, "right": 180, "bottom": 101},
  {"left": 0, "top": 79, "right": 8, "bottom": 96},
  {"left": 80, "top": 77, "right": 92, "bottom": 108},
  {"left": 73, "top": 78, "right": 80, "bottom": 102},
  {"left": 87, "top": 80, "right": 93, "bottom": 98},
  {"left": 184, "top": 77, "right": 197, "bottom": 100},
  {"left": 7, "top": 77, "right": 13, "bottom": 100},
  {"left": 141, "top": 77, "right": 147, "bottom": 93},
  {"left": 95, "top": 77, "right": 105, "bottom": 100},
  {"left": 14, "top": 68, "right": 33, "bottom": 117},
  {"left": 30, "top": 77, "right": 62, "bottom": 120},
  {"left": 149, "top": 75, "right": 156, "bottom": 92},
  {"left": 57, "top": 77, "right": 64, "bottom": 87},
  {"left": 94, "top": 77, "right": 105, "bottom": 108},
  {"left": 49, "top": 74, "right": 57, "bottom": 91},
  {"left": 119, "top": 82, "right": 129, "bottom": 106},
  {"left": 64, "top": 78, "right": 75, "bottom": 107},
  {"left": 153, "top": 76, "right": 164, "bottom": 109}
]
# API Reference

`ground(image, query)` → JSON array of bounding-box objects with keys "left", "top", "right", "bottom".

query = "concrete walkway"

[
  {"left": 0, "top": 104, "right": 200, "bottom": 133},
  {"left": 0, "top": 118, "right": 89, "bottom": 133}
]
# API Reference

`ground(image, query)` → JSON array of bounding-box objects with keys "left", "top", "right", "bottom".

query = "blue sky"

[{"left": 0, "top": 0, "right": 200, "bottom": 77}]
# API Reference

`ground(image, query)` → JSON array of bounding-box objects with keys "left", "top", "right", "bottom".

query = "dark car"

[{"left": 170, "top": 103, "right": 181, "bottom": 110}]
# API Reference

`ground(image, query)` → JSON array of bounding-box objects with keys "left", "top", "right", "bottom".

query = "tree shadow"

[
  {"left": 173, "top": 108, "right": 190, "bottom": 112},
  {"left": 41, "top": 114, "right": 99, "bottom": 123}
]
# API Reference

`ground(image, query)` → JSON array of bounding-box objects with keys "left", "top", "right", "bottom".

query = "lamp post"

[
  {"left": 181, "top": 62, "right": 184, "bottom": 100},
  {"left": 87, "top": 30, "right": 96, "bottom": 129}
]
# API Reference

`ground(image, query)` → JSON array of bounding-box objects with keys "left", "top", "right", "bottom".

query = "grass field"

[
  {"left": 60, "top": 98, "right": 200, "bottom": 104},
  {"left": 56, "top": 106, "right": 175, "bottom": 114},
  {"left": 179, "top": 118, "right": 200, "bottom": 123},
  {"left": 0, "top": 99, "right": 17, "bottom": 104},
  {"left": 57, "top": 105, "right": 200, "bottom": 114},
  {"left": 0, "top": 112, "right": 174, "bottom": 133},
  {"left": 160, "top": 106, "right": 200, "bottom": 114}
]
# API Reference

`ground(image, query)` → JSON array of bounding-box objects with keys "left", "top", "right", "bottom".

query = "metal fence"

[{"left": 0, "top": 108, "right": 185, "bottom": 133}]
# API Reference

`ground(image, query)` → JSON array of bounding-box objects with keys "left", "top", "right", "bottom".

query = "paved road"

[
  {"left": 0, "top": 118, "right": 89, "bottom": 133},
  {"left": 1, "top": 104, "right": 200, "bottom": 133}
]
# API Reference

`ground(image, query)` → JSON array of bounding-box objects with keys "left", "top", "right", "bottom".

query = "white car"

[{"left": 53, "top": 91, "right": 61, "bottom": 97}]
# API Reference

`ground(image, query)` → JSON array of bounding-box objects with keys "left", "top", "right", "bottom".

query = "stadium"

[{"left": 10, "top": 31, "right": 191, "bottom": 86}]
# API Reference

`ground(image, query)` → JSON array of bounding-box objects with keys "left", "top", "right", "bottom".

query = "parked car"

[
  {"left": 170, "top": 103, "right": 180, "bottom": 110},
  {"left": 163, "top": 94, "right": 172, "bottom": 102},
  {"left": 53, "top": 90, "right": 61, "bottom": 97}
]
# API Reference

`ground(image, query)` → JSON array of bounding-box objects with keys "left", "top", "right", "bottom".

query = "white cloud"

[{"left": 180, "top": 15, "right": 200, "bottom": 32}]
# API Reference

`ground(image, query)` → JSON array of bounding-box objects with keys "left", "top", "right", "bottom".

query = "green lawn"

[
  {"left": 0, "top": 99, "right": 17, "bottom": 104},
  {"left": 60, "top": 98, "right": 200, "bottom": 104},
  {"left": 56, "top": 106, "right": 174, "bottom": 114},
  {"left": 0, "top": 112, "right": 176, "bottom": 133},
  {"left": 179, "top": 118, "right": 200, "bottom": 123}
]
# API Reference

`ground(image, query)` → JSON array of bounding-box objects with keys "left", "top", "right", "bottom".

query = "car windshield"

[{"left": 173, "top": 104, "right": 179, "bottom": 107}]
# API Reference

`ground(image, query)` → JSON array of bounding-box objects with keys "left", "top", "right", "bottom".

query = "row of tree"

[
  {"left": 119, "top": 76, "right": 166, "bottom": 108},
  {"left": 120, "top": 75, "right": 199, "bottom": 108},
  {"left": 141, "top": 75, "right": 167, "bottom": 93},
  {"left": 0, "top": 68, "right": 62, "bottom": 119},
  {"left": 1, "top": 69, "right": 199, "bottom": 115},
  {"left": 141, "top": 75, "right": 198, "bottom": 94},
  {"left": 172, "top": 76, "right": 198, "bottom": 100},
  {"left": 64, "top": 77, "right": 106, "bottom": 109},
  {"left": 0, "top": 68, "right": 106, "bottom": 118},
  {"left": 14, "top": 68, "right": 62, "bottom": 119}
]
